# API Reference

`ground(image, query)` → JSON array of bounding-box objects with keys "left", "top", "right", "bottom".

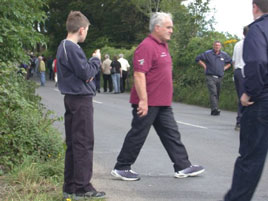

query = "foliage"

[
  {"left": 0, "top": 157, "right": 105, "bottom": 201},
  {"left": 0, "top": 65, "right": 64, "bottom": 172},
  {"left": 0, "top": 0, "right": 48, "bottom": 64},
  {"left": 46, "top": 0, "right": 149, "bottom": 56}
]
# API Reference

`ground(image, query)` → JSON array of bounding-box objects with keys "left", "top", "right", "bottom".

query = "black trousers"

[
  {"left": 115, "top": 106, "right": 191, "bottom": 172},
  {"left": 63, "top": 95, "right": 95, "bottom": 194},
  {"left": 234, "top": 69, "right": 244, "bottom": 125},
  {"left": 224, "top": 101, "right": 268, "bottom": 201},
  {"left": 103, "top": 74, "right": 113, "bottom": 92},
  {"left": 120, "top": 70, "right": 128, "bottom": 92}
]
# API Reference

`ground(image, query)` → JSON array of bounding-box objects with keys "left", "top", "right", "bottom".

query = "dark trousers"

[
  {"left": 206, "top": 75, "right": 222, "bottom": 111},
  {"left": 94, "top": 71, "right": 101, "bottom": 91},
  {"left": 103, "top": 74, "right": 112, "bottom": 92},
  {"left": 120, "top": 70, "right": 128, "bottom": 92},
  {"left": 114, "top": 106, "right": 191, "bottom": 172},
  {"left": 234, "top": 69, "right": 244, "bottom": 125},
  {"left": 63, "top": 95, "right": 95, "bottom": 194},
  {"left": 224, "top": 101, "right": 268, "bottom": 201}
]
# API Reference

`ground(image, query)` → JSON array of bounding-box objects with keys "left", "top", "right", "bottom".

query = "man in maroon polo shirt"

[{"left": 111, "top": 12, "right": 205, "bottom": 181}]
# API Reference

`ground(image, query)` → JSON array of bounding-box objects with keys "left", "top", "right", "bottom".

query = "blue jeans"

[
  {"left": 112, "top": 73, "right": 120, "bottom": 93},
  {"left": 224, "top": 101, "right": 268, "bottom": 201},
  {"left": 40, "top": 71, "right": 46, "bottom": 86}
]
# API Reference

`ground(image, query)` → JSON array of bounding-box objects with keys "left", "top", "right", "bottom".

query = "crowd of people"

[
  {"left": 17, "top": 0, "right": 268, "bottom": 200},
  {"left": 19, "top": 53, "right": 57, "bottom": 87}
]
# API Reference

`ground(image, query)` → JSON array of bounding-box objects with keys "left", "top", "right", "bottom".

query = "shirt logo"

[
  {"left": 160, "top": 52, "right": 167, "bottom": 57},
  {"left": 221, "top": 58, "right": 224, "bottom": 61},
  {"left": 138, "top": 59, "right": 144, "bottom": 65}
]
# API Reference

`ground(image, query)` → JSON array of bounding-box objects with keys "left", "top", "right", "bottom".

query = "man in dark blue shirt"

[
  {"left": 196, "top": 41, "right": 232, "bottom": 115},
  {"left": 224, "top": 0, "right": 268, "bottom": 200}
]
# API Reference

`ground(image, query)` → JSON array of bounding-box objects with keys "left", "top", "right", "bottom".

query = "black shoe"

[
  {"left": 74, "top": 190, "right": 106, "bottom": 200},
  {"left": 62, "top": 192, "right": 73, "bottom": 200},
  {"left": 211, "top": 109, "right": 221, "bottom": 116},
  {"left": 234, "top": 123, "right": 240, "bottom": 131}
]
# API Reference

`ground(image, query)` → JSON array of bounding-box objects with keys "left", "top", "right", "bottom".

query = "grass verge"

[{"left": 0, "top": 157, "right": 105, "bottom": 201}]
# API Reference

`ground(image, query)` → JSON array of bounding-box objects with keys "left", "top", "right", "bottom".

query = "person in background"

[
  {"left": 102, "top": 54, "right": 113, "bottom": 93},
  {"left": 232, "top": 26, "right": 249, "bottom": 131},
  {"left": 195, "top": 41, "right": 232, "bottom": 116},
  {"left": 118, "top": 53, "right": 130, "bottom": 93},
  {"left": 38, "top": 56, "right": 46, "bottom": 86},
  {"left": 47, "top": 56, "right": 54, "bottom": 80},
  {"left": 110, "top": 56, "right": 121, "bottom": 94},
  {"left": 224, "top": 0, "right": 268, "bottom": 200},
  {"left": 56, "top": 11, "right": 105, "bottom": 200},
  {"left": 52, "top": 58, "right": 57, "bottom": 87},
  {"left": 111, "top": 12, "right": 205, "bottom": 181}
]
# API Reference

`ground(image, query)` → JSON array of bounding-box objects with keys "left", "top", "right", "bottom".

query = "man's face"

[
  {"left": 213, "top": 42, "right": 222, "bottom": 52},
  {"left": 155, "top": 18, "right": 173, "bottom": 42}
]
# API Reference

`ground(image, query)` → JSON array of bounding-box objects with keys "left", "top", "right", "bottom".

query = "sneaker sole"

[
  {"left": 111, "top": 170, "right": 140, "bottom": 181},
  {"left": 174, "top": 169, "right": 205, "bottom": 178}
]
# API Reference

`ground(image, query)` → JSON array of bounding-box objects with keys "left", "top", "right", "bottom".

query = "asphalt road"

[{"left": 36, "top": 80, "right": 268, "bottom": 201}]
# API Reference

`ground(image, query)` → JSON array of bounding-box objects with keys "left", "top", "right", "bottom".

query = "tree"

[
  {"left": 46, "top": 0, "right": 149, "bottom": 55},
  {"left": 0, "top": 0, "right": 48, "bottom": 64}
]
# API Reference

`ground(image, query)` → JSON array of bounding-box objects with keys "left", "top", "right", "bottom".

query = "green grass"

[{"left": 0, "top": 157, "right": 106, "bottom": 201}]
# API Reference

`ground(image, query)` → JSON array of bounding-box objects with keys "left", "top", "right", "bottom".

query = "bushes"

[{"left": 0, "top": 64, "right": 64, "bottom": 172}]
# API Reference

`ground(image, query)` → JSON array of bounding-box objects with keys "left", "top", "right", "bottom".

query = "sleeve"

[
  {"left": 133, "top": 43, "right": 153, "bottom": 73},
  {"left": 68, "top": 46, "right": 100, "bottom": 81},
  {"left": 224, "top": 53, "right": 232, "bottom": 64},
  {"left": 195, "top": 52, "right": 207, "bottom": 63},
  {"left": 243, "top": 25, "right": 268, "bottom": 98},
  {"left": 232, "top": 43, "right": 238, "bottom": 62}
]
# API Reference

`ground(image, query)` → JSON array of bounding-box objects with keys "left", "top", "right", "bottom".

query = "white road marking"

[
  {"left": 93, "top": 100, "right": 103, "bottom": 104},
  {"left": 176, "top": 121, "right": 208, "bottom": 129}
]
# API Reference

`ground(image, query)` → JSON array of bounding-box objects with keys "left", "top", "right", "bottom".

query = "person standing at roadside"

[
  {"left": 118, "top": 53, "right": 130, "bottom": 93},
  {"left": 56, "top": 11, "right": 105, "bottom": 201},
  {"left": 102, "top": 54, "right": 113, "bottom": 93},
  {"left": 111, "top": 12, "right": 205, "bottom": 181},
  {"left": 110, "top": 56, "right": 121, "bottom": 94},
  {"left": 195, "top": 41, "right": 232, "bottom": 116},
  {"left": 224, "top": 0, "right": 268, "bottom": 200},
  {"left": 232, "top": 26, "right": 249, "bottom": 131},
  {"left": 38, "top": 56, "right": 46, "bottom": 86}
]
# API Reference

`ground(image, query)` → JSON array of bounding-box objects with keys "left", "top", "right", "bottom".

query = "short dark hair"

[
  {"left": 243, "top": 26, "right": 249, "bottom": 37},
  {"left": 253, "top": 0, "right": 268, "bottom": 13},
  {"left": 66, "top": 11, "right": 90, "bottom": 33},
  {"left": 213, "top": 41, "right": 221, "bottom": 45}
]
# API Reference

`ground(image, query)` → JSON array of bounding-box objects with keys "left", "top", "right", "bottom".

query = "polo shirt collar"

[
  {"left": 213, "top": 49, "right": 221, "bottom": 55},
  {"left": 148, "top": 34, "right": 167, "bottom": 46}
]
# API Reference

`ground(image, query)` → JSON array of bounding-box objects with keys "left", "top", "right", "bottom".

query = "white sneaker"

[{"left": 174, "top": 165, "right": 205, "bottom": 178}]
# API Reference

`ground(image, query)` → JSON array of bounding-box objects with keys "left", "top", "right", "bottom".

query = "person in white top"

[
  {"left": 118, "top": 53, "right": 130, "bottom": 93},
  {"left": 232, "top": 26, "right": 249, "bottom": 131}
]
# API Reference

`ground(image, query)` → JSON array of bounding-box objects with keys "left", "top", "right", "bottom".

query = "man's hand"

[
  {"left": 137, "top": 100, "right": 148, "bottom": 117},
  {"left": 86, "top": 77, "right": 94, "bottom": 82},
  {"left": 240, "top": 93, "right": 254, "bottom": 106},
  {"left": 198, "top": 60, "right": 207, "bottom": 70},
  {"left": 92, "top": 49, "right": 101, "bottom": 60}
]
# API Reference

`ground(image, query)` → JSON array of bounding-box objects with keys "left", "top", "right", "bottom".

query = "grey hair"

[
  {"left": 149, "top": 12, "right": 172, "bottom": 33},
  {"left": 119, "top": 53, "right": 124, "bottom": 58},
  {"left": 104, "top": 54, "right": 110, "bottom": 59}
]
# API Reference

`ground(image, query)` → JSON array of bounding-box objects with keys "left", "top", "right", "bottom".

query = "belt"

[{"left": 212, "top": 75, "right": 220, "bottom": 78}]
